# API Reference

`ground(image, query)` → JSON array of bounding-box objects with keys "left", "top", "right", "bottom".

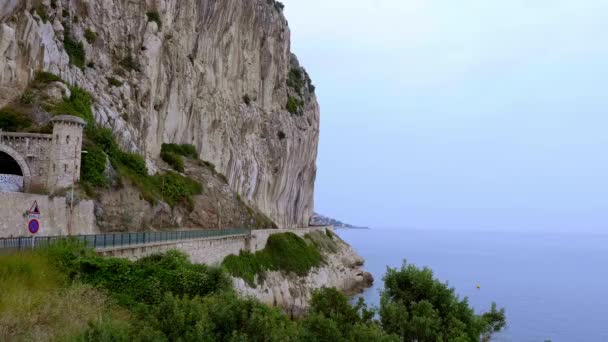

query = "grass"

[
  {"left": 34, "top": 71, "right": 62, "bottom": 84},
  {"left": 305, "top": 230, "right": 339, "bottom": 254},
  {"left": 0, "top": 251, "right": 116, "bottom": 341},
  {"left": 222, "top": 232, "right": 325, "bottom": 286}
]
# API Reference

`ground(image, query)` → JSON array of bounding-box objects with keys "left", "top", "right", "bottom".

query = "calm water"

[{"left": 337, "top": 228, "right": 608, "bottom": 342}]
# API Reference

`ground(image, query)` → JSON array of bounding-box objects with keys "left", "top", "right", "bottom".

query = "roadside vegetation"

[
  {"left": 0, "top": 239, "right": 505, "bottom": 341},
  {"left": 222, "top": 232, "right": 325, "bottom": 286}
]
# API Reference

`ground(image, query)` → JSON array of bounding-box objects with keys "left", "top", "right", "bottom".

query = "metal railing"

[{"left": 0, "top": 228, "right": 250, "bottom": 250}]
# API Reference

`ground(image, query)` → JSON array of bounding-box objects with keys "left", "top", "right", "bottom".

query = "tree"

[{"left": 380, "top": 261, "right": 506, "bottom": 342}]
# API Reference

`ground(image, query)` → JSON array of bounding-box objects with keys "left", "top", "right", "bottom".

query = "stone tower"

[{"left": 47, "top": 115, "right": 86, "bottom": 192}]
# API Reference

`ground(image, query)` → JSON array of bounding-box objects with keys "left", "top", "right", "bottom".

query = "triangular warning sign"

[{"left": 29, "top": 201, "right": 40, "bottom": 215}]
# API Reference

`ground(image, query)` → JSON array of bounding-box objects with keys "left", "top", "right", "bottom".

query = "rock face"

[
  {"left": 0, "top": 0, "right": 319, "bottom": 228},
  {"left": 233, "top": 233, "right": 374, "bottom": 316}
]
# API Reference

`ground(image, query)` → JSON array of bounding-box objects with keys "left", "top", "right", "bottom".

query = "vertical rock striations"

[{"left": 0, "top": 0, "right": 319, "bottom": 227}]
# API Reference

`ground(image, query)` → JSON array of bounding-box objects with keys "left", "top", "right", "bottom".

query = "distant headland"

[{"left": 310, "top": 212, "right": 369, "bottom": 229}]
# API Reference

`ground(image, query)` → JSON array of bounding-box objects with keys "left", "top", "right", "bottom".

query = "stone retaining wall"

[
  {"left": 98, "top": 226, "right": 332, "bottom": 265},
  {"left": 0, "top": 192, "right": 97, "bottom": 237}
]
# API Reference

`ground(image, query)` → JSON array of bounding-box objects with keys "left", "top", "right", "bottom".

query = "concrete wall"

[
  {"left": 0, "top": 192, "right": 98, "bottom": 237},
  {"left": 99, "top": 226, "right": 331, "bottom": 266}
]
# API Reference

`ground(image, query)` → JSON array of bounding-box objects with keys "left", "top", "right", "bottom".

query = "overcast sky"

[{"left": 282, "top": 0, "right": 608, "bottom": 232}]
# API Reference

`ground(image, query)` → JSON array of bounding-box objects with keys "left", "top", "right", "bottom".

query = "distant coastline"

[{"left": 309, "top": 212, "right": 367, "bottom": 229}]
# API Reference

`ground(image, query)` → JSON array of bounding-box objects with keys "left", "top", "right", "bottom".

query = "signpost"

[{"left": 26, "top": 201, "right": 41, "bottom": 249}]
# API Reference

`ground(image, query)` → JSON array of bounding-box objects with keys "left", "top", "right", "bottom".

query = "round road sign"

[{"left": 28, "top": 219, "right": 40, "bottom": 234}]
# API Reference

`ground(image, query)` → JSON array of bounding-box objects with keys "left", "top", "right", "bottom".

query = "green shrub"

[
  {"left": 63, "top": 27, "right": 86, "bottom": 70},
  {"left": 161, "top": 150, "right": 184, "bottom": 172},
  {"left": 287, "top": 68, "right": 305, "bottom": 94},
  {"left": 86, "top": 125, "right": 202, "bottom": 207},
  {"left": 84, "top": 28, "right": 97, "bottom": 44},
  {"left": 380, "top": 261, "right": 506, "bottom": 341},
  {"left": 286, "top": 96, "right": 303, "bottom": 114},
  {"left": 81, "top": 145, "right": 108, "bottom": 187},
  {"left": 222, "top": 232, "right": 324, "bottom": 286},
  {"left": 0, "top": 107, "right": 32, "bottom": 131},
  {"left": 120, "top": 54, "right": 141, "bottom": 72},
  {"left": 161, "top": 143, "right": 198, "bottom": 172},
  {"left": 162, "top": 143, "right": 198, "bottom": 158},
  {"left": 20, "top": 90, "right": 36, "bottom": 105},
  {"left": 50, "top": 86, "right": 94, "bottom": 124},
  {"left": 156, "top": 172, "right": 202, "bottom": 208},
  {"left": 146, "top": 11, "right": 162, "bottom": 29},
  {"left": 44, "top": 242, "right": 230, "bottom": 306},
  {"left": 34, "top": 71, "right": 62, "bottom": 84},
  {"left": 118, "top": 152, "right": 147, "bottom": 177},
  {"left": 107, "top": 77, "right": 123, "bottom": 87}
]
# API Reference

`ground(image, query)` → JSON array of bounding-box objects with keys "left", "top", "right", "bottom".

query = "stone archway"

[{"left": 0, "top": 144, "right": 31, "bottom": 191}]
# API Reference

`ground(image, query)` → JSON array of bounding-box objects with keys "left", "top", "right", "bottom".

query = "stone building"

[{"left": 0, "top": 115, "right": 86, "bottom": 193}]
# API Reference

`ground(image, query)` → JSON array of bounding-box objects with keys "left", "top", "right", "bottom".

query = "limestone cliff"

[{"left": 0, "top": 0, "right": 318, "bottom": 228}]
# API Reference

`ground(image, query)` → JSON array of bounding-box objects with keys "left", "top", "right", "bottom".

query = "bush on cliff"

[
  {"left": 161, "top": 143, "right": 198, "bottom": 172},
  {"left": 0, "top": 107, "right": 32, "bottom": 131},
  {"left": 63, "top": 26, "right": 86, "bottom": 69},
  {"left": 49, "top": 85, "right": 94, "bottom": 124},
  {"left": 222, "top": 232, "right": 324, "bottom": 286}
]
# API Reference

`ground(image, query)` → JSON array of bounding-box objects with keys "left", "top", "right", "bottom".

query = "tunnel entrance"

[
  {"left": 0, "top": 151, "right": 23, "bottom": 175},
  {"left": 0, "top": 150, "right": 24, "bottom": 192}
]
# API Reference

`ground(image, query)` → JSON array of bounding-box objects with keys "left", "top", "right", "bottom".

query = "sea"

[{"left": 337, "top": 228, "right": 608, "bottom": 342}]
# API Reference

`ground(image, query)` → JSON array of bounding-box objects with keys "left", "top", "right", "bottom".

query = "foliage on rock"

[
  {"left": 0, "top": 107, "right": 32, "bottom": 131},
  {"left": 222, "top": 232, "right": 325, "bottom": 286},
  {"left": 161, "top": 143, "right": 198, "bottom": 172},
  {"left": 63, "top": 26, "right": 86, "bottom": 70}
]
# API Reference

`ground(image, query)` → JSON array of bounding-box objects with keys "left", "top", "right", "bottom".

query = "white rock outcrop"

[
  {"left": 233, "top": 234, "right": 373, "bottom": 316},
  {"left": 0, "top": 0, "right": 318, "bottom": 228}
]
